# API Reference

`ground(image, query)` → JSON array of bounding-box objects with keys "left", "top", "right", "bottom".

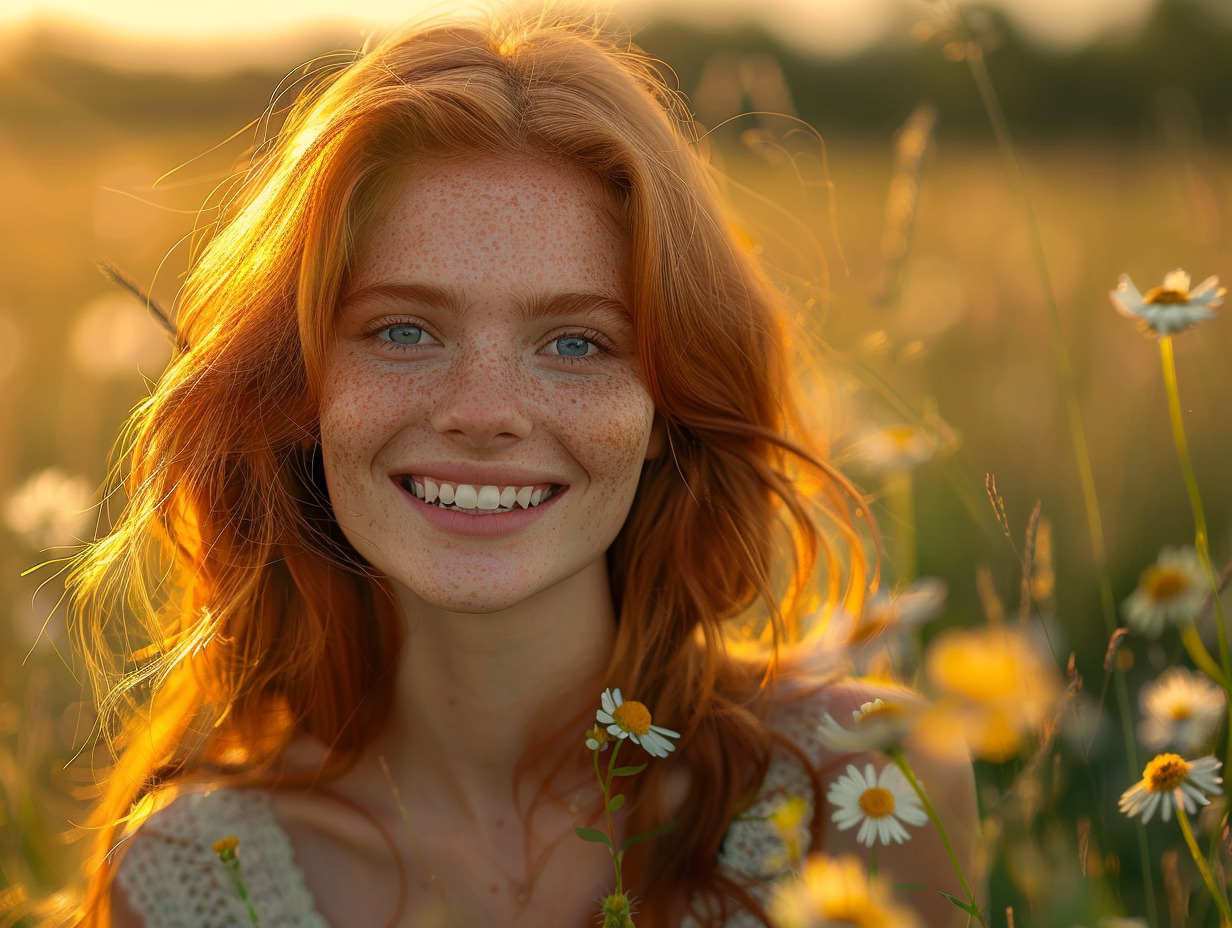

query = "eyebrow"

[{"left": 340, "top": 281, "right": 632, "bottom": 326}]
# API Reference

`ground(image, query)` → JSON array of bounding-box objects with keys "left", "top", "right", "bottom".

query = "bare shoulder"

[{"left": 108, "top": 875, "right": 147, "bottom": 928}]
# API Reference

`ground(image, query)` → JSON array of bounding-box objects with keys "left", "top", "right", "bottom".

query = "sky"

[{"left": 0, "top": 0, "right": 1189, "bottom": 68}]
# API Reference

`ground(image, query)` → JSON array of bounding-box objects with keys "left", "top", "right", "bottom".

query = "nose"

[{"left": 429, "top": 348, "right": 533, "bottom": 448}]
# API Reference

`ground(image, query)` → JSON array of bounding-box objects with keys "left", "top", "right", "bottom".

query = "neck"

[{"left": 369, "top": 559, "right": 615, "bottom": 828}]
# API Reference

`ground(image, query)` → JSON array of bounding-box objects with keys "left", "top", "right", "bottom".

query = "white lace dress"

[{"left": 116, "top": 703, "right": 827, "bottom": 928}]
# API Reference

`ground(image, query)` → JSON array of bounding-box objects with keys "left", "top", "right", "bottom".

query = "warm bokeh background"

[{"left": 2, "top": 0, "right": 1231, "bottom": 924}]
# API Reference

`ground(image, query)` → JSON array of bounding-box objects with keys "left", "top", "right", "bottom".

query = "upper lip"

[{"left": 390, "top": 463, "right": 571, "bottom": 487}]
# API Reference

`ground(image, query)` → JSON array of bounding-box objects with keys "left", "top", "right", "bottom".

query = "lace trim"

[
  {"left": 680, "top": 697, "right": 828, "bottom": 928},
  {"left": 116, "top": 698, "right": 829, "bottom": 928},
  {"left": 116, "top": 789, "right": 330, "bottom": 928}
]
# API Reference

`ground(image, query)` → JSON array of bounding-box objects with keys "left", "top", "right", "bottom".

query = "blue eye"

[
  {"left": 552, "top": 336, "right": 593, "bottom": 357},
  {"left": 381, "top": 324, "right": 426, "bottom": 345}
]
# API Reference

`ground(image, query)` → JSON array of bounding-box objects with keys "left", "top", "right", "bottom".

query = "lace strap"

[{"left": 116, "top": 789, "right": 330, "bottom": 928}]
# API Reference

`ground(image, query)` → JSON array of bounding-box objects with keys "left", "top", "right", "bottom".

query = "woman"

[{"left": 66, "top": 10, "right": 976, "bottom": 927}]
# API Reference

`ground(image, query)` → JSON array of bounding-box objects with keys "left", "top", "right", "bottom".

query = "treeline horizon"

[{"left": 1, "top": 0, "right": 1229, "bottom": 141}]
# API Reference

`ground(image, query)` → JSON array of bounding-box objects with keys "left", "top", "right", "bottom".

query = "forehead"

[{"left": 349, "top": 155, "right": 629, "bottom": 298}]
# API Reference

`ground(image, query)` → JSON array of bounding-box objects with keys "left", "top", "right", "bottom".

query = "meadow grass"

[{"left": 2, "top": 49, "right": 1232, "bottom": 926}]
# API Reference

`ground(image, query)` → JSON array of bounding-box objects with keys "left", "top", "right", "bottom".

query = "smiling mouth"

[{"left": 398, "top": 476, "right": 564, "bottom": 514}]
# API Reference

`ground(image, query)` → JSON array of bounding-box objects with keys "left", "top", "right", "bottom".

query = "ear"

[{"left": 645, "top": 413, "right": 668, "bottom": 461}]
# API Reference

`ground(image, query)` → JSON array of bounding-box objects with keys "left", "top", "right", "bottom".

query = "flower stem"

[
  {"left": 1179, "top": 622, "right": 1231, "bottom": 690},
  {"left": 1177, "top": 803, "right": 1232, "bottom": 926},
  {"left": 595, "top": 740, "right": 625, "bottom": 895},
  {"left": 889, "top": 749, "right": 985, "bottom": 926},
  {"left": 954, "top": 13, "right": 1156, "bottom": 924},
  {"left": 1159, "top": 336, "right": 1232, "bottom": 780},
  {"left": 886, "top": 468, "right": 917, "bottom": 585}
]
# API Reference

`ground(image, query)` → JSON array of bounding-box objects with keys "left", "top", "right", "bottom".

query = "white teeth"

[{"left": 405, "top": 477, "right": 560, "bottom": 512}]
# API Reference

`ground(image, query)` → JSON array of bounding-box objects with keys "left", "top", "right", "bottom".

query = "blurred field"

[{"left": 2, "top": 18, "right": 1232, "bottom": 927}]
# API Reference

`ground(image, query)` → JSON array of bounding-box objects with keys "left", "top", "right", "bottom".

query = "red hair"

[{"left": 62, "top": 10, "right": 868, "bottom": 927}]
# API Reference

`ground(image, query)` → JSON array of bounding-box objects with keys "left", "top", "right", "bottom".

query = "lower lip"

[{"left": 393, "top": 479, "right": 564, "bottom": 538}]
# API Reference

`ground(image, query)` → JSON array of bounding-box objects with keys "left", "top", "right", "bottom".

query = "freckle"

[
  {"left": 489, "top": 884, "right": 500, "bottom": 895},
  {"left": 495, "top": 818, "right": 505, "bottom": 828}
]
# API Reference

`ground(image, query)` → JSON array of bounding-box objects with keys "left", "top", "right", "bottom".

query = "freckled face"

[{"left": 319, "top": 155, "right": 661, "bottom": 614}]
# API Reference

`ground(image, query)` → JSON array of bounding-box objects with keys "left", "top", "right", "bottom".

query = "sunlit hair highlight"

[{"left": 64, "top": 9, "right": 868, "bottom": 927}]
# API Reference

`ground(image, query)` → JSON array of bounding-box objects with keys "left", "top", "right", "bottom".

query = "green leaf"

[
  {"left": 620, "top": 821, "right": 677, "bottom": 852},
  {"left": 612, "top": 764, "right": 647, "bottom": 777},
  {"left": 608, "top": 793, "right": 626, "bottom": 813},
  {"left": 574, "top": 826, "right": 614, "bottom": 848},
  {"left": 937, "top": 891, "right": 982, "bottom": 918}
]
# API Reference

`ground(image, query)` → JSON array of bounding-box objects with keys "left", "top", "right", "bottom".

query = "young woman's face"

[{"left": 320, "top": 155, "right": 662, "bottom": 614}]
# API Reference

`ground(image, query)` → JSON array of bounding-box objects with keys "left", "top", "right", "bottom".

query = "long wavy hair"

[{"left": 64, "top": 9, "right": 868, "bottom": 927}]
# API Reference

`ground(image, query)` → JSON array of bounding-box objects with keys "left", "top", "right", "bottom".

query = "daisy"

[
  {"left": 768, "top": 853, "right": 921, "bottom": 928},
  {"left": 916, "top": 625, "right": 1060, "bottom": 763},
  {"left": 596, "top": 688, "right": 680, "bottom": 758},
  {"left": 1138, "top": 667, "right": 1226, "bottom": 754},
  {"left": 827, "top": 763, "right": 928, "bottom": 847},
  {"left": 856, "top": 424, "right": 936, "bottom": 474},
  {"left": 1119, "top": 753, "right": 1222, "bottom": 824},
  {"left": 817, "top": 698, "right": 918, "bottom": 753},
  {"left": 846, "top": 578, "right": 948, "bottom": 648},
  {"left": 1110, "top": 269, "right": 1224, "bottom": 337},
  {"left": 1121, "top": 547, "right": 1207, "bottom": 637},
  {"left": 4, "top": 467, "right": 95, "bottom": 549},
  {"left": 585, "top": 723, "right": 611, "bottom": 752}
]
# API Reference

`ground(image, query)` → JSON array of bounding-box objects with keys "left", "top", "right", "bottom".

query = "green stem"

[
  {"left": 1180, "top": 622, "right": 1231, "bottom": 690},
  {"left": 886, "top": 468, "right": 917, "bottom": 585},
  {"left": 889, "top": 750, "right": 985, "bottom": 926},
  {"left": 223, "top": 860, "right": 260, "bottom": 925},
  {"left": 1177, "top": 803, "right": 1232, "bottom": 926},
  {"left": 1158, "top": 337, "right": 1227, "bottom": 734},
  {"left": 600, "top": 740, "right": 625, "bottom": 894},
  {"left": 957, "top": 18, "right": 1157, "bottom": 925}
]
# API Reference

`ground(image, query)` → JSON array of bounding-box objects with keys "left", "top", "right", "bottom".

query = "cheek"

[
  {"left": 560, "top": 380, "right": 657, "bottom": 485},
  {"left": 317, "top": 362, "right": 405, "bottom": 498}
]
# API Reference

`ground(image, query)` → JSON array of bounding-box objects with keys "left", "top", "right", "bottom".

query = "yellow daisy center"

[
  {"left": 1142, "top": 565, "right": 1188, "bottom": 601},
  {"left": 858, "top": 787, "right": 896, "bottom": 818},
  {"left": 586, "top": 724, "right": 610, "bottom": 746},
  {"left": 1144, "top": 753, "right": 1192, "bottom": 793},
  {"left": 885, "top": 425, "right": 921, "bottom": 448},
  {"left": 1166, "top": 702, "right": 1193, "bottom": 721},
  {"left": 1143, "top": 286, "right": 1190, "bottom": 304},
  {"left": 612, "top": 700, "right": 652, "bottom": 736}
]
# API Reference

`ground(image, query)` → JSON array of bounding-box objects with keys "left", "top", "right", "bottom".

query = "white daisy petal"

[
  {"left": 1120, "top": 754, "right": 1222, "bottom": 825},
  {"left": 1111, "top": 270, "right": 1222, "bottom": 337},
  {"left": 1162, "top": 269, "right": 1191, "bottom": 292},
  {"left": 637, "top": 730, "right": 676, "bottom": 757},
  {"left": 826, "top": 762, "right": 928, "bottom": 848},
  {"left": 856, "top": 818, "right": 878, "bottom": 847}
]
